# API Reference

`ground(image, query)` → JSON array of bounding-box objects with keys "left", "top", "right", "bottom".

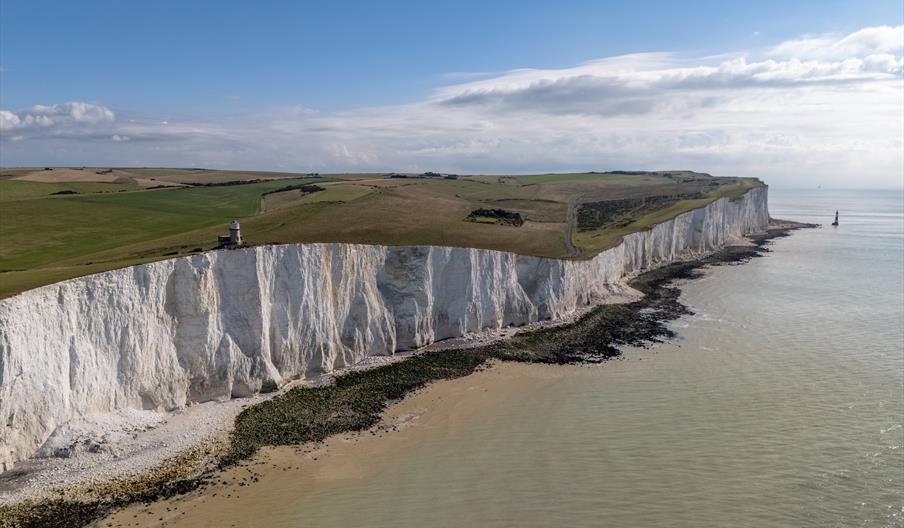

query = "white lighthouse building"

[
  {"left": 217, "top": 220, "right": 243, "bottom": 248},
  {"left": 229, "top": 220, "right": 242, "bottom": 245}
]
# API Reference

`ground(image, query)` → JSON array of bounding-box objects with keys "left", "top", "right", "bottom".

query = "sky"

[{"left": 1, "top": 0, "right": 902, "bottom": 188}]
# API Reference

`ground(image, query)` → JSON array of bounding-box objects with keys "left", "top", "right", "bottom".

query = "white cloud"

[
  {"left": 833, "top": 25, "right": 904, "bottom": 55},
  {"left": 770, "top": 25, "right": 904, "bottom": 59},
  {"left": 429, "top": 53, "right": 900, "bottom": 120},
  {"left": 0, "top": 102, "right": 114, "bottom": 134},
  {"left": 0, "top": 110, "right": 22, "bottom": 130},
  {"left": 1, "top": 26, "right": 902, "bottom": 188}
]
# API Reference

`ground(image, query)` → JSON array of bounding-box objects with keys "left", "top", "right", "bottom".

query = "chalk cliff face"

[{"left": 0, "top": 187, "right": 768, "bottom": 470}]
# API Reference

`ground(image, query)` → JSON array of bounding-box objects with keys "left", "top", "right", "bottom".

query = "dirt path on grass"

[{"left": 564, "top": 195, "right": 581, "bottom": 256}]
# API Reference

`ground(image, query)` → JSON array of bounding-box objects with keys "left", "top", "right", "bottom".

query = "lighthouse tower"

[{"left": 229, "top": 220, "right": 242, "bottom": 245}]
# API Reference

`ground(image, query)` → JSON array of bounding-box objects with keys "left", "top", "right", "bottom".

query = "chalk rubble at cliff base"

[{"left": 0, "top": 187, "right": 769, "bottom": 472}]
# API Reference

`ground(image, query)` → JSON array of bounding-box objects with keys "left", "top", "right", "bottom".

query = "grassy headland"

[{"left": 0, "top": 168, "right": 762, "bottom": 297}]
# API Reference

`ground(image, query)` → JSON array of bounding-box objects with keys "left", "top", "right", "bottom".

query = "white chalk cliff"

[{"left": 0, "top": 187, "right": 769, "bottom": 470}]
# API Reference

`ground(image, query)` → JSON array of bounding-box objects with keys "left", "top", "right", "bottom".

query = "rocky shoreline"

[{"left": 0, "top": 221, "right": 812, "bottom": 528}]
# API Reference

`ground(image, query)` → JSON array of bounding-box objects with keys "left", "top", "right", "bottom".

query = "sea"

[{"left": 115, "top": 189, "right": 904, "bottom": 528}]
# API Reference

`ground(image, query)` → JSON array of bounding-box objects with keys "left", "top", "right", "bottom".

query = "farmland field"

[{"left": 0, "top": 168, "right": 762, "bottom": 298}]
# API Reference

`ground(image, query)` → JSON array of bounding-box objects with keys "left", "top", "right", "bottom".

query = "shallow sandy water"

[{"left": 100, "top": 360, "right": 567, "bottom": 527}]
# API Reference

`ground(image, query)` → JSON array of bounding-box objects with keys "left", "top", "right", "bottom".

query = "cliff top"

[{"left": 0, "top": 168, "right": 763, "bottom": 297}]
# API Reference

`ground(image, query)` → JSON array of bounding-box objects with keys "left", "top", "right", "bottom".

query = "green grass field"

[{"left": 0, "top": 168, "right": 763, "bottom": 298}]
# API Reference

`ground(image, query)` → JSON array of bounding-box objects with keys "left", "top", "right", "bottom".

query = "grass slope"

[{"left": 0, "top": 168, "right": 763, "bottom": 298}]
